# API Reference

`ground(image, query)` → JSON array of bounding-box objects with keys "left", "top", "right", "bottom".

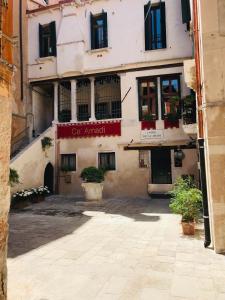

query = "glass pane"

[{"left": 171, "top": 79, "right": 179, "bottom": 92}]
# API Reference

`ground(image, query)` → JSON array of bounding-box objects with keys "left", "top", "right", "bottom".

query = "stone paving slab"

[{"left": 7, "top": 196, "right": 225, "bottom": 300}]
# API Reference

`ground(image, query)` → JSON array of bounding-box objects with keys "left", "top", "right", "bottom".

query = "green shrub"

[
  {"left": 80, "top": 167, "right": 105, "bottom": 183},
  {"left": 169, "top": 177, "right": 202, "bottom": 222},
  {"left": 9, "top": 168, "right": 19, "bottom": 187},
  {"left": 41, "top": 136, "right": 53, "bottom": 151}
]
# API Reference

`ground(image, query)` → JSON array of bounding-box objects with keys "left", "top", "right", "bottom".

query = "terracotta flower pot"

[{"left": 181, "top": 221, "right": 195, "bottom": 235}]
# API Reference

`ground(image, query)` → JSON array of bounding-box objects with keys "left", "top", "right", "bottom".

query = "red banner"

[{"left": 57, "top": 120, "right": 121, "bottom": 139}]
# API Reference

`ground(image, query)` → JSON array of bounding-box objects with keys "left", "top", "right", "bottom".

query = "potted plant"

[
  {"left": 169, "top": 177, "right": 203, "bottom": 235},
  {"left": 9, "top": 168, "right": 20, "bottom": 187},
  {"left": 80, "top": 167, "right": 105, "bottom": 201}
]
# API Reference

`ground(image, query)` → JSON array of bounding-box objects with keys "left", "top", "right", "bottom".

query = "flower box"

[{"left": 141, "top": 120, "right": 156, "bottom": 130}]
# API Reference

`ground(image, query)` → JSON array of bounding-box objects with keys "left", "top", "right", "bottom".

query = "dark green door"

[{"left": 151, "top": 149, "right": 172, "bottom": 184}]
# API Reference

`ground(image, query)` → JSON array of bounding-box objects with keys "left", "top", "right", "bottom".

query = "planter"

[
  {"left": 81, "top": 182, "right": 104, "bottom": 201},
  {"left": 31, "top": 195, "right": 45, "bottom": 203},
  {"left": 181, "top": 221, "right": 195, "bottom": 235},
  {"left": 141, "top": 120, "right": 156, "bottom": 130},
  {"left": 164, "top": 119, "right": 179, "bottom": 129}
]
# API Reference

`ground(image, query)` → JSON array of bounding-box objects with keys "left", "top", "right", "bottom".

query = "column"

[
  {"left": 53, "top": 81, "right": 59, "bottom": 123},
  {"left": 89, "top": 77, "right": 96, "bottom": 121},
  {"left": 70, "top": 79, "right": 77, "bottom": 122}
]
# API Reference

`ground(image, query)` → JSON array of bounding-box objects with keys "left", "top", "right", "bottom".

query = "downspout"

[
  {"left": 193, "top": 0, "right": 211, "bottom": 248},
  {"left": 19, "top": 0, "right": 23, "bottom": 100}
]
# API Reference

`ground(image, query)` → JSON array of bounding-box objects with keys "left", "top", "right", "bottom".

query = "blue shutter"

[
  {"left": 144, "top": 1, "right": 151, "bottom": 50},
  {"left": 39, "top": 24, "right": 44, "bottom": 57},
  {"left": 160, "top": 2, "right": 167, "bottom": 49},
  {"left": 103, "top": 12, "right": 108, "bottom": 48},
  {"left": 181, "top": 0, "right": 191, "bottom": 24},
  {"left": 50, "top": 21, "right": 57, "bottom": 56}
]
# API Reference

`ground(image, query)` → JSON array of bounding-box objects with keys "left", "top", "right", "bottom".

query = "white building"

[{"left": 26, "top": 0, "right": 198, "bottom": 198}]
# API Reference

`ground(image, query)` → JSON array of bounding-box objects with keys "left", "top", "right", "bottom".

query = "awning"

[{"left": 124, "top": 140, "right": 196, "bottom": 150}]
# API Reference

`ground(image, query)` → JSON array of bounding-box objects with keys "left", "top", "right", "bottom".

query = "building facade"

[
  {"left": 0, "top": 0, "right": 13, "bottom": 298},
  {"left": 26, "top": 0, "right": 198, "bottom": 198},
  {"left": 194, "top": 0, "right": 225, "bottom": 253}
]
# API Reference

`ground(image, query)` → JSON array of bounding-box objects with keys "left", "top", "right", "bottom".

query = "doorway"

[
  {"left": 44, "top": 163, "right": 54, "bottom": 193},
  {"left": 151, "top": 148, "right": 172, "bottom": 184}
]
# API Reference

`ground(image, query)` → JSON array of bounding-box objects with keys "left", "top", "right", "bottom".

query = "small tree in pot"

[
  {"left": 80, "top": 167, "right": 105, "bottom": 201},
  {"left": 169, "top": 177, "right": 203, "bottom": 235}
]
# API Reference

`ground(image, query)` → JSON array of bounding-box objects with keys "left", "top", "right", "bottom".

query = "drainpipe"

[{"left": 193, "top": 0, "right": 211, "bottom": 248}]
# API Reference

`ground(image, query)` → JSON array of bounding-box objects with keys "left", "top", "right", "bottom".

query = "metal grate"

[
  {"left": 58, "top": 82, "right": 71, "bottom": 123},
  {"left": 95, "top": 75, "right": 121, "bottom": 120},
  {"left": 77, "top": 79, "right": 91, "bottom": 121}
]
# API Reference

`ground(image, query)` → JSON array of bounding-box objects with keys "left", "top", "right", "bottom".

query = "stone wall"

[
  {"left": 0, "top": 66, "right": 13, "bottom": 299},
  {"left": 199, "top": 0, "right": 225, "bottom": 253}
]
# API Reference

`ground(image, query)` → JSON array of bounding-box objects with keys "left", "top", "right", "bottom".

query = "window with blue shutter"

[
  {"left": 39, "top": 21, "right": 57, "bottom": 58},
  {"left": 90, "top": 12, "right": 108, "bottom": 50},
  {"left": 144, "top": 2, "right": 167, "bottom": 50}
]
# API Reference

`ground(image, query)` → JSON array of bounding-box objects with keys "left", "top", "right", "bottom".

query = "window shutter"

[
  {"left": 39, "top": 24, "right": 44, "bottom": 57},
  {"left": 160, "top": 2, "right": 167, "bottom": 49},
  {"left": 50, "top": 21, "right": 57, "bottom": 56},
  {"left": 144, "top": 1, "right": 151, "bottom": 51},
  {"left": 103, "top": 12, "right": 108, "bottom": 48},
  {"left": 181, "top": 0, "right": 191, "bottom": 24},
  {"left": 138, "top": 80, "right": 142, "bottom": 121},
  {"left": 90, "top": 13, "right": 95, "bottom": 49}
]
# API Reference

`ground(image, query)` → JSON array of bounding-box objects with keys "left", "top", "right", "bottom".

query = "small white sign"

[{"left": 141, "top": 130, "right": 164, "bottom": 140}]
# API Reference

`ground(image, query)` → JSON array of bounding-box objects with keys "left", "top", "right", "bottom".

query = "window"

[
  {"left": 144, "top": 2, "right": 166, "bottom": 51},
  {"left": 161, "top": 75, "right": 181, "bottom": 119},
  {"left": 91, "top": 12, "right": 108, "bottom": 49},
  {"left": 98, "top": 152, "right": 116, "bottom": 171},
  {"left": 139, "top": 151, "right": 149, "bottom": 168},
  {"left": 95, "top": 75, "right": 121, "bottom": 120},
  {"left": 138, "top": 78, "right": 158, "bottom": 121},
  {"left": 61, "top": 154, "right": 76, "bottom": 172},
  {"left": 39, "top": 21, "right": 56, "bottom": 57},
  {"left": 77, "top": 79, "right": 91, "bottom": 121}
]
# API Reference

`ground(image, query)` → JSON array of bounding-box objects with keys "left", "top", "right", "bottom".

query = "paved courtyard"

[{"left": 8, "top": 196, "right": 225, "bottom": 300}]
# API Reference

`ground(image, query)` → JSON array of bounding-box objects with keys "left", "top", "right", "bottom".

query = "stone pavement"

[{"left": 7, "top": 196, "right": 225, "bottom": 300}]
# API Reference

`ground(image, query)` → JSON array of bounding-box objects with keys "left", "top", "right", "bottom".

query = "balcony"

[{"left": 57, "top": 75, "right": 121, "bottom": 123}]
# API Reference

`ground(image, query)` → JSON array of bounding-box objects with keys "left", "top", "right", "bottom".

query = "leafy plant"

[
  {"left": 166, "top": 112, "right": 179, "bottom": 122},
  {"left": 80, "top": 167, "right": 105, "bottom": 183},
  {"left": 41, "top": 137, "right": 53, "bottom": 151},
  {"left": 9, "top": 168, "right": 19, "bottom": 187},
  {"left": 143, "top": 114, "right": 155, "bottom": 121},
  {"left": 169, "top": 177, "right": 202, "bottom": 222}
]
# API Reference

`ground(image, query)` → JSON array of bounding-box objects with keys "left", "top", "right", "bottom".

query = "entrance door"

[
  {"left": 44, "top": 163, "right": 54, "bottom": 193},
  {"left": 151, "top": 149, "right": 172, "bottom": 184}
]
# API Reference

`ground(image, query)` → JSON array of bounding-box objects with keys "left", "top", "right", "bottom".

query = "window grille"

[
  {"left": 95, "top": 75, "right": 121, "bottom": 120},
  {"left": 139, "top": 150, "right": 150, "bottom": 168},
  {"left": 59, "top": 82, "right": 71, "bottom": 123},
  {"left": 99, "top": 152, "right": 116, "bottom": 171},
  {"left": 61, "top": 154, "right": 76, "bottom": 172},
  {"left": 77, "top": 79, "right": 91, "bottom": 121}
]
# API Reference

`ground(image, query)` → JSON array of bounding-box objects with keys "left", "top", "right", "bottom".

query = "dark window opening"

[
  {"left": 58, "top": 82, "right": 71, "bottom": 123},
  {"left": 61, "top": 154, "right": 76, "bottom": 172},
  {"left": 39, "top": 21, "right": 56, "bottom": 57},
  {"left": 77, "top": 79, "right": 91, "bottom": 121},
  {"left": 138, "top": 78, "right": 158, "bottom": 121},
  {"left": 91, "top": 12, "right": 108, "bottom": 50},
  {"left": 95, "top": 75, "right": 121, "bottom": 120},
  {"left": 144, "top": 2, "right": 166, "bottom": 51},
  {"left": 161, "top": 75, "right": 181, "bottom": 120},
  {"left": 98, "top": 152, "right": 116, "bottom": 171}
]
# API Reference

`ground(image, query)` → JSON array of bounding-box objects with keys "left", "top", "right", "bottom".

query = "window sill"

[
  {"left": 36, "top": 56, "right": 55, "bottom": 64},
  {"left": 143, "top": 47, "right": 167, "bottom": 53},
  {"left": 87, "top": 47, "right": 111, "bottom": 54}
]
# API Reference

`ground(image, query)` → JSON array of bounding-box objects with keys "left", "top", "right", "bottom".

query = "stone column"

[
  {"left": 53, "top": 82, "right": 59, "bottom": 123},
  {"left": 70, "top": 79, "right": 77, "bottom": 123},
  {"left": 89, "top": 77, "right": 96, "bottom": 121}
]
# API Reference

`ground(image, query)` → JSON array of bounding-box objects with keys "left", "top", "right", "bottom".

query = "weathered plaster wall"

[
  {"left": 10, "top": 127, "right": 55, "bottom": 194},
  {"left": 0, "top": 0, "right": 13, "bottom": 298},
  {"left": 27, "top": 0, "right": 193, "bottom": 80},
  {"left": 199, "top": 0, "right": 225, "bottom": 253},
  {"left": 58, "top": 67, "right": 197, "bottom": 198}
]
